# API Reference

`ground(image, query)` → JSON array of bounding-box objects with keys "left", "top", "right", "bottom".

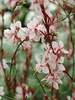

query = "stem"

[
  {"left": 0, "top": 11, "right": 6, "bottom": 75},
  {"left": 68, "top": 16, "right": 74, "bottom": 77},
  {"left": 68, "top": 14, "right": 75, "bottom": 90},
  {"left": 10, "top": 39, "right": 27, "bottom": 75},
  {"left": 55, "top": 14, "right": 73, "bottom": 24},
  {"left": 0, "top": 13, "right": 11, "bottom": 93},
  {"left": 10, "top": 39, "right": 48, "bottom": 99},
  {"left": 32, "top": 66, "right": 46, "bottom": 95},
  {"left": 64, "top": 70, "right": 73, "bottom": 81}
]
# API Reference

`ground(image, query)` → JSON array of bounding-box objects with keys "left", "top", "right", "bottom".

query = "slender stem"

[
  {"left": 68, "top": 16, "right": 74, "bottom": 77},
  {"left": 10, "top": 39, "right": 27, "bottom": 74},
  {"left": 10, "top": 39, "right": 48, "bottom": 99},
  {"left": 55, "top": 14, "right": 73, "bottom": 24},
  {"left": 64, "top": 70, "right": 73, "bottom": 81},
  {"left": 32, "top": 66, "right": 46, "bottom": 94},
  {"left": 0, "top": 12, "right": 6, "bottom": 74},
  {"left": 68, "top": 14, "right": 75, "bottom": 90}
]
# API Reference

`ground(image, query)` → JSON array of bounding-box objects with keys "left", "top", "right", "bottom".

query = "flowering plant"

[{"left": 0, "top": 0, "right": 75, "bottom": 99}]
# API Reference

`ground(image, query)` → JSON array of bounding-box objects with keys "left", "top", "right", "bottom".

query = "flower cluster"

[
  {"left": 36, "top": 40, "right": 68, "bottom": 89},
  {"left": 31, "top": 0, "right": 69, "bottom": 89},
  {"left": 4, "top": 21, "right": 31, "bottom": 51},
  {"left": 4, "top": 0, "right": 69, "bottom": 90}
]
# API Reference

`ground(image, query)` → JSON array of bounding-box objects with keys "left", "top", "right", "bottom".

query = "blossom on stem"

[
  {"left": 41, "top": 66, "right": 64, "bottom": 90},
  {"left": 52, "top": 40, "right": 68, "bottom": 55},
  {"left": 35, "top": 40, "right": 68, "bottom": 89},
  {"left": 0, "top": 86, "right": 4, "bottom": 100},
  {"left": 4, "top": 21, "right": 28, "bottom": 44},
  {"left": 4, "top": 21, "right": 22, "bottom": 43}
]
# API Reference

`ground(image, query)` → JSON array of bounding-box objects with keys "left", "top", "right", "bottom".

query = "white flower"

[
  {"left": 4, "top": 21, "right": 22, "bottom": 43},
  {"left": 10, "top": 21, "right": 21, "bottom": 32},
  {"left": 0, "top": 86, "right": 4, "bottom": 100},
  {"left": 4, "top": 21, "right": 27, "bottom": 43},
  {"left": 52, "top": 40, "right": 68, "bottom": 54},
  {"left": 51, "top": 41, "right": 68, "bottom": 64},
  {"left": 16, "top": 86, "right": 23, "bottom": 100},
  {"left": 41, "top": 66, "right": 64, "bottom": 90},
  {"left": 67, "top": 96, "right": 73, "bottom": 100}
]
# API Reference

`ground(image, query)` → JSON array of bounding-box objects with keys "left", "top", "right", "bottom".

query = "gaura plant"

[{"left": 0, "top": 0, "right": 75, "bottom": 100}]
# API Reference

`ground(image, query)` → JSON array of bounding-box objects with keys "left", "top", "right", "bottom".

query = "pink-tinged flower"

[
  {"left": 35, "top": 41, "right": 66, "bottom": 72},
  {"left": 41, "top": 64, "right": 65, "bottom": 90},
  {"left": 35, "top": 42, "right": 65, "bottom": 89},
  {"left": 36, "top": 24, "right": 46, "bottom": 33},
  {"left": 44, "top": 43, "right": 65, "bottom": 65},
  {"left": 52, "top": 40, "right": 68, "bottom": 55},
  {"left": 18, "top": 33, "right": 31, "bottom": 51},
  {"left": 35, "top": 47, "right": 57, "bottom": 74},
  {"left": 4, "top": 21, "right": 22, "bottom": 43},
  {"left": 42, "top": 50, "right": 57, "bottom": 69},
  {"left": 27, "top": 16, "right": 44, "bottom": 41}
]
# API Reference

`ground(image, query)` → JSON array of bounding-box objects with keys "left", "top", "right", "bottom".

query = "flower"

[
  {"left": 4, "top": 21, "right": 27, "bottom": 43},
  {"left": 27, "top": 16, "right": 44, "bottom": 41},
  {"left": 52, "top": 40, "right": 69, "bottom": 55},
  {"left": 16, "top": 86, "right": 23, "bottom": 100},
  {"left": 41, "top": 63, "right": 65, "bottom": 89},
  {"left": 35, "top": 41, "right": 66, "bottom": 89},
  {"left": 35, "top": 42, "right": 65, "bottom": 73},
  {"left": 0, "top": 86, "right": 4, "bottom": 100},
  {"left": 4, "top": 21, "right": 22, "bottom": 43}
]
